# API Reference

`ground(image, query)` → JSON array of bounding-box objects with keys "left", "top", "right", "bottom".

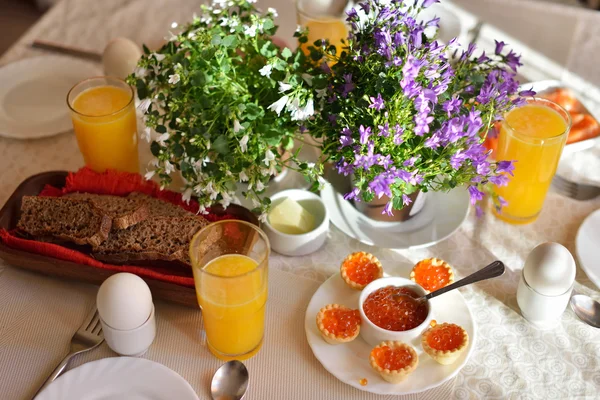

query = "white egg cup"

[
  {"left": 262, "top": 189, "right": 329, "bottom": 256},
  {"left": 517, "top": 270, "right": 573, "bottom": 329},
  {"left": 101, "top": 305, "right": 156, "bottom": 357},
  {"left": 358, "top": 277, "right": 434, "bottom": 347}
]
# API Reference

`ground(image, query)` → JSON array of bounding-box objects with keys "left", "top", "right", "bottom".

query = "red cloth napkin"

[{"left": 0, "top": 168, "right": 238, "bottom": 288}]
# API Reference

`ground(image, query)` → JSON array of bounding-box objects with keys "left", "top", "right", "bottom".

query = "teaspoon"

[
  {"left": 210, "top": 360, "right": 249, "bottom": 400},
  {"left": 570, "top": 294, "right": 600, "bottom": 328}
]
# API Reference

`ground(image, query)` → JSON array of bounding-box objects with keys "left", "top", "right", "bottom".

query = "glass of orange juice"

[
  {"left": 67, "top": 77, "right": 139, "bottom": 173},
  {"left": 296, "top": 0, "right": 348, "bottom": 55},
  {"left": 493, "top": 98, "right": 571, "bottom": 224},
  {"left": 190, "top": 220, "right": 270, "bottom": 361}
]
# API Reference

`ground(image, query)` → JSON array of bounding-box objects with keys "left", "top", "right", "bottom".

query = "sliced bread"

[
  {"left": 17, "top": 196, "right": 112, "bottom": 247},
  {"left": 92, "top": 216, "right": 209, "bottom": 266},
  {"left": 65, "top": 192, "right": 149, "bottom": 230},
  {"left": 127, "top": 192, "right": 195, "bottom": 217}
]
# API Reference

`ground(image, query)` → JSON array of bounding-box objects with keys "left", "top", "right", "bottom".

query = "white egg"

[
  {"left": 97, "top": 273, "right": 153, "bottom": 331},
  {"left": 523, "top": 242, "right": 576, "bottom": 296},
  {"left": 102, "top": 37, "right": 143, "bottom": 80}
]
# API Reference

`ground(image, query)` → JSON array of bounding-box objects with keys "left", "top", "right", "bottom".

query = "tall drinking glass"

[
  {"left": 190, "top": 220, "right": 270, "bottom": 360},
  {"left": 296, "top": 0, "right": 348, "bottom": 55},
  {"left": 67, "top": 77, "right": 139, "bottom": 173},
  {"left": 493, "top": 98, "right": 571, "bottom": 224}
]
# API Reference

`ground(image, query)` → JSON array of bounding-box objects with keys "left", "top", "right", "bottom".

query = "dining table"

[{"left": 0, "top": 0, "right": 599, "bottom": 399}]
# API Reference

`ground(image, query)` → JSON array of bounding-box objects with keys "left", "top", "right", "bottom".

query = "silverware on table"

[
  {"left": 551, "top": 175, "right": 600, "bottom": 201},
  {"left": 570, "top": 294, "right": 600, "bottom": 328},
  {"left": 211, "top": 360, "right": 249, "bottom": 400},
  {"left": 30, "top": 40, "right": 103, "bottom": 63},
  {"left": 32, "top": 307, "right": 104, "bottom": 398}
]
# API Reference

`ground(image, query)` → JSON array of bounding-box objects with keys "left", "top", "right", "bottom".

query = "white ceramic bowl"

[
  {"left": 101, "top": 305, "right": 156, "bottom": 357},
  {"left": 262, "top": 189, "right": 329, "bottom": 256},
  {"left": 358, "top": 277, "right": 434, "bottom": 347}
]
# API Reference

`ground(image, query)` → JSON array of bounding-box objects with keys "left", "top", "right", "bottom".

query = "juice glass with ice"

[
  {"left": 67, "top": 77, "right": 139, "bottom": 173},
  {"left": 296, "top": 0, "right": 348, "bottom": 55},
  {"left": 494, "top": 98, "right": 571, "bottom": 224},
  {"left": 190, "top": 220, "right": 270, "bottom": 360}
]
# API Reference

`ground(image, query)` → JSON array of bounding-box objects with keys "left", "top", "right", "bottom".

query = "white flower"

[
  {"left": 187, "top": 31, "right": 197, "bottom": 40},
  {"left": 200, "top": 14, "right": 213, "bottom": 24},
  {"left": 137, "top": 98, "right": 152, "bottom": 114},
  {"left": 244, "top": 25, "right": 257, "bottom": 37},
  {"left": 153, "top": 53, "right": 166, "bottom": 62},
  {"left": 220, "top": 17, "right": 229, "bottom": 26},
  {"left": 134, "top": 66, "right": 147, "bottom": 77},
  {"left": 315, "top": 88, "right": 327, "bottom": 99},
  {"left": 220, "top": 192, "right": 233, "bottom": 208},
  {"left": 205, "top": 182, "right": 219, "bottom": 200},
  {"left": 182, "top": 188, "right": 193, "bottom": 204},
  {"left": 268, "top": 95, "right": 289, "bottom": 115},
  {"left": 278, "top": 81, "right": 292, "bottom": 93},
  {"left": 251, "top": 197, "right": 261, "bottom": 208},
  {"left": 247, "top": 0, "right": 257, "bottom": 3},
  {"left": 156, "top": 132, "right": 170, "bottom": 145},
  {"left": 304, "top": 98, "right": 314, "bottom": 117},
  {"left": 168, "top": 73, "right": 180, "bottom": 84},
  {"left": 145, "top": 170, "right": 155, "bottom": 180},
  {"left": 164, "top": 160, "right": 175, "bottom": 175},
  {"left": 239, "top": 134, "right": 249, "bottom": 152},
  {"left": 141, "top": 127, "right": 152, "bottom": 142},
  {"left": 301, "top": 73, "right": 314, "bottom": 86},
  {"left": 259, "top": 64, "right": 272, "bottom": 78},
  {"left": 267, "top": 162, "right": 277, "bottom": 176},
  {"left": 239, "top": 171, "right": 249, "bottom": 182},
  {"left": 263, "top": 149, "right": 275, "bottom": 165},
  {"left": 296, "top": 25, "right": 302, "bottom": 33},
  {"left": 171, "top": 21, "right": 178, "bottom": 29},
  {"left": 233, "top": 119, "right": 244, "bottom": 133},
  {"left": 198, "top": 205, "right": 208, "bottom": 215},
  {"left": 229, "top": 18, "right": 238, "bottom": 31},
  {"left": 317, "top": 176, "right": 327, "bottom": 190},
  {"left": 307, "top": 162, "right": 315, "bottom": 169},
  {"left": 258, "top": 213, "right": 268, "bottom": 223},
  {"left": 267, "top": 7, "right": 278, "bottom": 17},
  {"left": 213, "top": 0, "right": 227, "bottom": 7},
  {"left": 255, "top": 180, "right": 265, "bottom": 191}
]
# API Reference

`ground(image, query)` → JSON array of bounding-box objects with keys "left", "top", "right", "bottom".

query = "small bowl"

[
  {"left": 358, "top": 277, "right": 434, "bottom": 347},
  {"left": 100, "top": 305, "right": 156, "bottom": 357},
  {"left": 262, "top": 189, "right": 329, "bottom": 256}
]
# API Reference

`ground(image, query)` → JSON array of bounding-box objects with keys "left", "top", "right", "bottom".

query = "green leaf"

[
  {"left": 181, "top": 160, "right": 192, "bottom": 175},
  {"left": 312, "top": 75, "right": 327, "bottom": 89},
  {"left": 392, "top": 196, "right": 404, "bottom": 210},
  {"left": 243, "top": 103, "right": 263, "bottom": 120},
  {"left": 298, "top": 36, "right": 308, "bottom": 44},
  {"left": 222, "top": 35, "right": 238, "bottom": 48},
  {"left": 212, "top": 135, "right": 229, "bottom": 155},
  {"left": 142, "top": 44, "right": 150, "bottom": 55},
  {"left": 281, "top": 47, "right": 292, "bottom": 60},
  {"left": 282, "top": 136, "right": 294, "bottom": 150},
  {"left": 264, "top": 128, "right": 283, "bottom": 146},
  {"left": 155, "top": 125, "right": 167, "bottom": 133},
  {"left": 173, "top": 142, "right": 184, "bottom": 157},
  {"left": 263, "top": 19, "right": 274, "bottom": 31},
  {"left": 211, "top": 35, "right": 222, "bottom": 45},
  {"left": 150, "top": 141, "right": 161, "bottom": 156},
  {"left": 135, "top": 79, "right": 148, "bottom": 99},
  {"left": 191, "top": 71, "right": 205, "bottom": 86}
]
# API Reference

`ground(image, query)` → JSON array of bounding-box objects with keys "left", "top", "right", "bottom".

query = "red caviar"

[
  {"left": 343, "top": 253, "right": 381, "bottom": 285},
  {"left": 359, "top": 378, "right": 368, "bottom": 386},
  {"left": 363, "top": 286, "right": 428, "bottom": 331},
  {"left": 426, "top": 323, "right": 465, "bottom": 351},
  {"left": 371, "top": 345, "right": 414, "bottom": 370},
  {"left": 412, "top": 259, "right": 453, "bottom": 292},
  {"left": 322, "top": 308, "right": 361, "bottom": 338}
]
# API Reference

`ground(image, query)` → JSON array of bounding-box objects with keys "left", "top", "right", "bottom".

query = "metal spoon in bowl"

[
  {"left": 393, "top": 260, "right": 506, "bottom": 304},
  {"left": 570, "top": 294, "right": 600, "bottom": 328},
  {"left": 211, "top": 360, "right": 249, "bottom": 400}
]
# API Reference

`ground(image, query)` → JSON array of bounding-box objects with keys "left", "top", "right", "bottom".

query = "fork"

[
  {"left": 32, "top": 307, "right": 104, "bottom": 398},
  {"left": 551, "top": 175, "right": 600, "bottom": 201}
]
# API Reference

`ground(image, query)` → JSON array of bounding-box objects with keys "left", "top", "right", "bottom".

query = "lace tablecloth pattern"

[{"left": 0, "top": 0, "right": 599, "bottom": 399}]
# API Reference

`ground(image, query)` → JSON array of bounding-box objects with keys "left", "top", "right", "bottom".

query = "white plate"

[
  {"left": 320, "top": 170, "right": 470, "bottom": 249},
  {"left": 36, "top": 357, "right": 199, "bottom": 400},
  {"left": 576, "top": 208, "right": 600, "bottom": 289},
  {"left": 0, "top": 56, "right": 102, "bottom": 139},
  {"left": 304, "top": 273, "right": 476, "bottom": 396}
]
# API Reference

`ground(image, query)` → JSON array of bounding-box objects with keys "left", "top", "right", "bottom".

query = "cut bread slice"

[
  {"left": 17, "top": 196, "right": 112, "bottom": 247},
  {"left": 92, "top": 216, "right": 208, "bottom": 266},
  {"left": 65, "top": 192, "right": 149, "bottom": 230},
  {"left": 127, "top": 192, "right": 195, "bottom": 217}
]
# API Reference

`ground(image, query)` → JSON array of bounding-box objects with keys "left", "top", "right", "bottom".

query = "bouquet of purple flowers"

[{"left": 300, "top": 0, "right": 531, "bottom": 215}]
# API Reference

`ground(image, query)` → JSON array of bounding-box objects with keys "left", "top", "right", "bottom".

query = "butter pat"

[{"left": 268, "top": 197, "right": 316, "bottom": 235}]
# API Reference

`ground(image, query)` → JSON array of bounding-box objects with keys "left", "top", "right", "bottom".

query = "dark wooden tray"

[{"left": 0, "top": 171, "right": 258, "bottom": 308}]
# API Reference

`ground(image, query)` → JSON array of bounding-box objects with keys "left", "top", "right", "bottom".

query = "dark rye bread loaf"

[
  {"left": 92, "top": 216, "right": 209, "bottom": 266},
  {"left": 17, "top": 196, "right": 112, "bottom": 247},
  {"left": 127, "top": 192, "right": 194, "bottom": 217},
  {"left": 64, "top": 193, "right": 149, "bottom": 230}
]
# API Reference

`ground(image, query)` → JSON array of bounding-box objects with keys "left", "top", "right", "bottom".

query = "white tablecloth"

[{"left": 0, "top": 0, "right": 599, "bottom": 399}]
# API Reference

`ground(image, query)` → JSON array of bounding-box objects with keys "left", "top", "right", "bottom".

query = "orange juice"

[
  {"left": 494, "top": 100, "right": 570, "bottom": 224},
  {"left": 195, "top": 254, "right": 267, "bottom": 360},
  {"left": 301, "top": 19, "right": 347, "bottom": 55},
  {"left": 68, "top": 77, "right": 139, "bottom": 173}
]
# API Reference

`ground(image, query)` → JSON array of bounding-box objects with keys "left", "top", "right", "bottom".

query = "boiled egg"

[{"left": 97, "top": 272, "right": 153, "bottom": 331}]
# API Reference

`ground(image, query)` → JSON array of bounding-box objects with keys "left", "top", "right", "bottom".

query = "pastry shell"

[
  {"left": 340, "top": 251, "right": 384, "bottom": 290},
  {"left": 369, "top": 341, "right": 419, "bottom": 383},
  {"left": 316, "top": 304, "right": 360, "bottom": 345},
  {"left": 410, "top": 258, "right": 455, "bottom": 293},
  {"left": 421, "top": 323, "right": 469, "bottom": 365}
]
